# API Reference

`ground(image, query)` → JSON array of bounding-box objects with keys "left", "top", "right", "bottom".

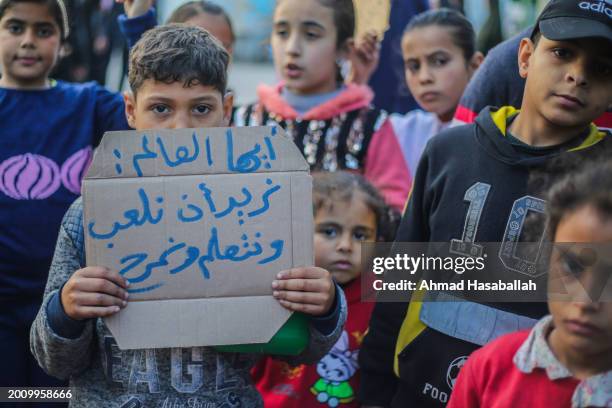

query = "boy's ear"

[
  {"left": 517, "top": 38, "right": 535, "bottom": 79},
  {"left": 468, "top": 51, "right": 484, "bottom": 76},
  {"left": 222, "top": 91, "right": 234, "bottom": 126},
  {"left": 123, "top": 91, "right": 137, "bottom": 129}
]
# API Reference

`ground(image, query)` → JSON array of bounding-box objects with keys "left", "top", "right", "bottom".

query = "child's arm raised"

[{"left": 346, "top": 31, "right": 381, "bottom": 86}]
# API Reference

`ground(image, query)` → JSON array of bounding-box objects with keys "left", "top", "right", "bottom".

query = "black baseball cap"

[{"left": 531, "top": 0, "right": 612, "bottom": 42}]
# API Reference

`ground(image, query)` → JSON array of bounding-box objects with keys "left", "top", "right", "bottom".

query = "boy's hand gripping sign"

[{"left": 83, "top": 126, "right": 313, "bottom": 350}]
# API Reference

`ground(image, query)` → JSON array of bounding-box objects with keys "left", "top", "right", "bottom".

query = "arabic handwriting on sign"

[
  {"left": 119, "top": 238, "right": 202, "bottom": 294},
  {"left": 205, "top": 137, "right": 213, "bottom": 166},
  {"left": 197, "top": 227, "right": 285, "bottom": 279},
  {"left": 214, "top": 188, "right": 253, "bottom": 219},
  {"left": 157, "top": 133, "right": 200, "bottom": 168},
  {"left": 258, "top": 239, "right": 284, "bottom": 264},
  {"left": 247, "top": 179, "right": 281, "bottom": 218},
  {"left": 177, "top": 194, "right": 205, "bottom": 223},
  {"left": 132, "top": 135, "right": 157, "bottom": 177},
  {"left": 88, "top": 188, "right": 163, "bottom": 240},
  {"left": 113, "top": 149, "right": 122, "bottom": 175},
  {"left": 117, "top": 230, "right": 285, "bottom": 293},
  {"left": 226, "top": 129, "right": 262, "bottom": 173}
]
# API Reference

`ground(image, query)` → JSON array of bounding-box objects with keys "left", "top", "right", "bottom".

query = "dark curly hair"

[{"left": 128, "top": 24, "right": 229, "bottom": 95}]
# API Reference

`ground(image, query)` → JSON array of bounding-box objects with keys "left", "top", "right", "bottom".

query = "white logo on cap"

[{"left": 579, "top": 1, "right": 612, "bottom": 18}]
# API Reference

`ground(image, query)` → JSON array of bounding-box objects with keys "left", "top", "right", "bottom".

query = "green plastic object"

[{"left": 215, "top": 312, "right": 309, "bottom": 355}]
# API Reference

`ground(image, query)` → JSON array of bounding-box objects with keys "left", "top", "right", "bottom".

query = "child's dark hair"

[
  {"left": 167, "top": 1, "right": 235, "bottom": 46},
  {"left": 312, "top": 171, "right": 399, "bottom": 242},
  {"left": 0, "top": 0, "right": 69, "bottom": 40},
  {"left": 314, "top": 0, "right": 355, "bottom": 49},
  {"left": 128, "top": 24, "right": 229, "bottom": 95},
  {"left": 404, "top": 8, "right": 476, "bottom": 62},
  {"left": 546, "top": 159, "right": 612, "bottom": 241}
]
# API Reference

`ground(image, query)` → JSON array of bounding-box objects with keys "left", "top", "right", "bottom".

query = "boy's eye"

[
  {"left": 193, "top": 104, "right": 211, "bottom": 115},
  {"left": 592, "top": 61, "right": 612, "bottom": 77},
  {"left": 552, "top": 48, "right": 572, "bottom": 59},
  {"left": 7, "top": 23, "right": 23, "bottom": 34},
  {"left": 151, "top": 104, "right": 170, "bottom": 114}
]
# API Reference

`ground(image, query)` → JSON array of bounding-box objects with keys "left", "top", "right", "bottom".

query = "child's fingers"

[
  {"left": 272, "top": 289, "right": 326, "bottom": 305},
  {"left": 276, "top": 266, "right": 328, "bottom": 280},
  {"left": 277, "top": 299, "right": 324, "bottom": 315},
  {"left": 73, "top": 292, "right": 127, "bottom": 308},
  {"left": 75, "top": 277, "right": 129, "bottom": 300},
  {"left": 272, "top": 277, "right": 330, "bottom": 293},
  {"left": 73, "top": 305, "right": 122, "bottom": 320},
  {"left": 79, "top": 266, "right": 129, "bottom": 289}
]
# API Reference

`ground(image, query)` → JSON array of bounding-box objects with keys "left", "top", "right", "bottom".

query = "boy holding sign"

[{"left": 30, "top": 25, "right": 346, "bottom": 407}]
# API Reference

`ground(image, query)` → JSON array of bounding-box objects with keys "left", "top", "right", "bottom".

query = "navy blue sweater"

[{"left": 0, "top": 81, "right": 128, "bottom": 298}]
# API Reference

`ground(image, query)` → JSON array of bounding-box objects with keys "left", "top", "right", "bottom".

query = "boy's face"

[
  {"left": 0, "top": 2, "right": 62, "bottom": 89},
  {"left": 518, "top": 35, "right": 612, "bottom": 129},
  {"left": 123, "top": 80, "right": 233, "bottom": 130}
]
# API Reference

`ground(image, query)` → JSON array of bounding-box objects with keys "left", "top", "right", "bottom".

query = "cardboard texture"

[
  {"left": 83, "top": 126, "right": 313, "bottom": 350},
  {"left": 353, "top": 0, "right": 391, "bottom": 41}
]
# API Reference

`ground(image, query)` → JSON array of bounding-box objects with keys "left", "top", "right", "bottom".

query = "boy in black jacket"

[{"left": 359, "top": 1, "right": 612, "bottom": 407}]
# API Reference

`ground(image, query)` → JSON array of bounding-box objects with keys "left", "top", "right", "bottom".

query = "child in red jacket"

[
  {"left": 252, "top": 171, "right": 398, "bottom": 407},
  {"left": 448, "top": 160, "right": 612, "bottom": 408}
]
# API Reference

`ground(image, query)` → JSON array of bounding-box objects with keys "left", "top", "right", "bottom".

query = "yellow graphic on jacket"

[{"left": 310, "top": 331, "right": 358, "bottom": 407}]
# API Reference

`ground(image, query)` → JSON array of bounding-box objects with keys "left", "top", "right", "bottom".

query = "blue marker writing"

[
  {"left": 88, "top": 188, "right": 164, "bottom": 240},
  {"left": 226, "top": 129, "right": 262, "bottom": 173},
  {"left": 157, "top": 133, "right": 200, "bottom": 168},
  {"left": 132, "top": 135, "right": 157, "bottom": 177},
  {"left": 248, "top": 182, "right": 281, "bottom": 218},
  {"left": 214, "top": 187, "right": 253, "bottom": 219}
]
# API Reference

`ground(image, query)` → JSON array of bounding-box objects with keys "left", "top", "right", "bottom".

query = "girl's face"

[
  {"left": 0, "top": 2, "right": 62, "bottom": 89},
  {"left": 271, "top": 0, "right": 344, "bottom": 95},
  {"left": 314, "top": 192, "right": 377, "bottom": 285},
  {"left": 401, "top": 25, "right": 479, "bottom": 122},
  {"left": 548, "top": 205, "right": 612, "bottom": 361}
]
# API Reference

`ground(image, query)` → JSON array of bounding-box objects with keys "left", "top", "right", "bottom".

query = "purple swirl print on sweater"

[{"left": 0, "top": 147, "right": 92, "bottom": 200}]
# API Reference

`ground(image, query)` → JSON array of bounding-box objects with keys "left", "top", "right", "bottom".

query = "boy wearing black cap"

[{"left": 359, "top": 1, "right": 611, "bottom": 407}]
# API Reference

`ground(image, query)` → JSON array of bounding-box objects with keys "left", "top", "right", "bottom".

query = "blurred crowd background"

[{"left": 54, "top": 0, "right": 548, "bottom": 106}]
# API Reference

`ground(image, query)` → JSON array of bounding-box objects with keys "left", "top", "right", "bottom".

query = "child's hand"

[
  {"left": 272, "top": 267, "right": 336, "bottom": 316},
  {"left": 346, "top": 31, "right": 381, "bottom": 86},
  {"left": 61, "top": 266, "right": 129, "bottom": 320},
  {"left": 115, "top": 0, "right": 153, "bottom": 18}
]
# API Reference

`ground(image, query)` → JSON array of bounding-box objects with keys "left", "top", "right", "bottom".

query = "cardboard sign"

[
  {"left": 353, "top": 0, "right": 391, "bottom": 41},
  {"left": 83, "top": 126, "right": 313, "bottom": 350}
]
